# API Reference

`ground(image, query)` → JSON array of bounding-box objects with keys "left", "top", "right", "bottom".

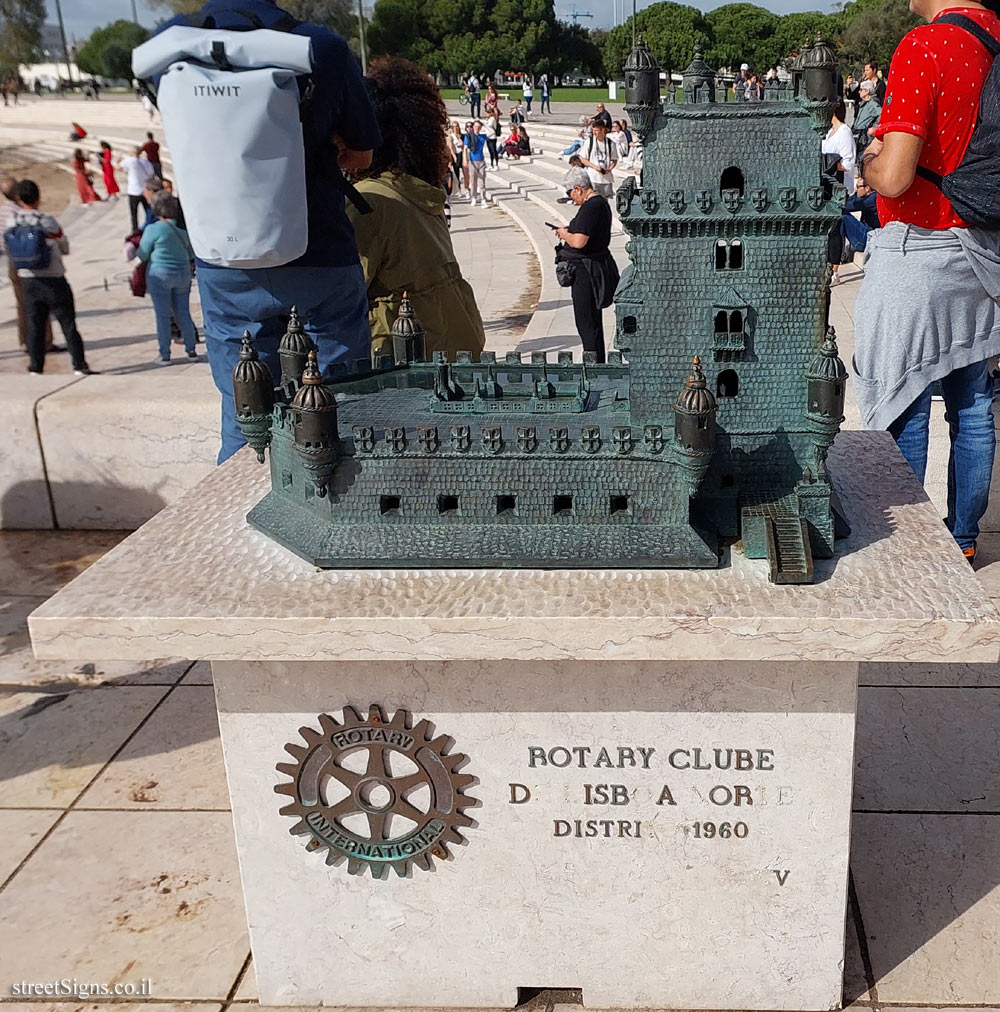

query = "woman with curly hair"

[{"left": 346, "top": 57, "right": 485, "bottom": 361}]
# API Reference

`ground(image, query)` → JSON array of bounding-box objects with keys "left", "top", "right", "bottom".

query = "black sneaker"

[
  {"left": 73, "top": 364, "right": 98, "bottom": 376},
  {"left": 187, "top": 350, "right": 198, "bottom": 359}
]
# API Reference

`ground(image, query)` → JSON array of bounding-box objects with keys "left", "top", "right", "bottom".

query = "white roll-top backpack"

[{"left": 132, "top": 17, "right": 314, "bottom": 269}]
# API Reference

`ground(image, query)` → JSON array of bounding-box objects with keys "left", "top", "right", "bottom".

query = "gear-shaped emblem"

[{"left": 275, "top": 705, "right": 476, "bottom": 878}]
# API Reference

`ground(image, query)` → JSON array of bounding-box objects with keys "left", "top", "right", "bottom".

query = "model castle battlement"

[{"left": 234, "top": 36, "right": 848, "bottom": 582}]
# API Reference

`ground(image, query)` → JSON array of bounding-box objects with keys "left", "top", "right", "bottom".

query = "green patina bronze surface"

[{"left": 234, "top": 36, "right": 848, "bottom": 583}]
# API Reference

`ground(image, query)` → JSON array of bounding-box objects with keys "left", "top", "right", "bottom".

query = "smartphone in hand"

[{"left": 545, "top": 222, "right": 559, "bottom": 229}]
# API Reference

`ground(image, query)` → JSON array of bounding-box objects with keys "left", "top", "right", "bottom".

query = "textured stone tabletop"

[{"left": 29, "top": 431, "right": 1000, "bottom": 663}]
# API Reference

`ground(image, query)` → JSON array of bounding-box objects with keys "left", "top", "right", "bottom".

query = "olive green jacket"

[{"left": 346, "top": 172, "right": 486, "bottom": 361}]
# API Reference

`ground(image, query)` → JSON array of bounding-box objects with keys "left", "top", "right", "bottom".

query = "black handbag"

[{"left": 554, "top": 243, "right": 576, "bottom": 287}]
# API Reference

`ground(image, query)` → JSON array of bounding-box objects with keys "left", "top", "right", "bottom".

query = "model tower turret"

[
  {"left": 624, "top": 37, "right": 662, "bottom": 141},
  {"left": 232, "top": 332, "right": 273, "bottom": 463}
]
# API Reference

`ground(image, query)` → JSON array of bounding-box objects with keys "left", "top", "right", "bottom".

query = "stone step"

[
  {"left": 765, "top": 516, "right": 815, "bottom": 585},
  {"left": 484, "top": 165, "right": 623, "bottom": 352}
]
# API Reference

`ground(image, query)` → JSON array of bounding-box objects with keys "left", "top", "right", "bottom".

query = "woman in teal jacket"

[{"left": 137, "top": 192, "right": 198, "bottom": 363}]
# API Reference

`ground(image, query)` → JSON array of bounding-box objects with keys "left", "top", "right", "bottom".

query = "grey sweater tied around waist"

[{"left": 852, "top": 220, "right": 1000, "bottom": 431}]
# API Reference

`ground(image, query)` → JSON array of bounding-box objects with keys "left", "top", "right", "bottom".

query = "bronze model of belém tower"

[{"left": 233, "top": 36, "right": 848, "bottom": 584}]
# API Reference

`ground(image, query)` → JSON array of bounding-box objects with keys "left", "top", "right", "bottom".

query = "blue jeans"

[
  {"left": 888, "top": 359, "right": 996, "bottom": 549},
  {"left": 841, "top": 213, "right": 872, "bottom": 253},
  {"left": 562, "top": 139, "right": 582, "bottom": 156},
  {"left": 197, "top": 262, "right": 370, "bottom": 463},
  {"left": 469, "top": 94, "right": 481, "bottom": 117},
  {"left": 147, "top": 267, "right": 196, "bottom": 359},
  {"left": 541, "top": 95, "right": 550, "bottom": 113}
]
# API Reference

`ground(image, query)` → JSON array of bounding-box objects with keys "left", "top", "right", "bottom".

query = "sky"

[
  {"left": 45, "top": 0, "right": 162, "bottom": 43},
  {"left": 49, "top": 0, "right": 840, "bottom": 43}
]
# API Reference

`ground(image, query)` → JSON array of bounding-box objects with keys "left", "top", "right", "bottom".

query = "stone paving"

[{"left": 2, "top": 96, "right": 1000, "bottom": 1011}]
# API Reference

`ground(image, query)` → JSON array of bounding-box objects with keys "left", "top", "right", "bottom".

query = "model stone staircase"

[{"left": 765, "top": 515, "right": 815, "bottom": 585}]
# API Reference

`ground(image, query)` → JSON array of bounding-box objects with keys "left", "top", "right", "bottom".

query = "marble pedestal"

[
  {"left": 217, "top": 657, "right": 856, "bottom": 1009},
  {"left": 29, "top": 432, "right": 1000, "bottom": 1011}
]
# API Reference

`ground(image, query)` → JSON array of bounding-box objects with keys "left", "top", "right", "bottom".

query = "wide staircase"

[{"left": 454, "top": 116, "right": 632, "bottom": 355}]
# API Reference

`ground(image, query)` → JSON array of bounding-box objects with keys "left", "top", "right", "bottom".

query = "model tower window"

[
  {"left": 717, "top": 370, "right": 739, "bottom": 397},
  {"left": 553, "top": 495, "right": 574, "bottom": 515},
  {"left": 496, "top": 494, "right": 516, "bottom": 516},
  {"left": 715, "top": 240, "right": 744, "bottom": 270},
  {"left": 714, "top": 310, "right": 744, "bottom": 335},
  {"left": 438, "top": 495, "right": 460, "bottom": 515},
  {"left": 720, "top": 166, "right": 745, "bottom": 196}
]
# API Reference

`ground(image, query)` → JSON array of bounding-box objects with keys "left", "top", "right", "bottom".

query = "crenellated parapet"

[{"left": 343, "top": 420, "right": 687, "bottom": 460}]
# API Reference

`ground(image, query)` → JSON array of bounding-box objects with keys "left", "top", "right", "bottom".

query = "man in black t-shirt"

[
  {"left": 863, "top": 62, "right": 886, "bottom": 105},
  {"left": 592, "top": 103, "right": 613, "bottom": 130}
]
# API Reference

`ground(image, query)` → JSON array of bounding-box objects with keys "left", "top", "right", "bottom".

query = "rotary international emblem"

[{"left": 275, "top": 705, "right": 477, "bottom": 879}]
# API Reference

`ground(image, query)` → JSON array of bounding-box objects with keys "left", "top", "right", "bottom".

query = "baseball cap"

[{"left": 740, "top": 63, "right": 749, "bottom": 71}]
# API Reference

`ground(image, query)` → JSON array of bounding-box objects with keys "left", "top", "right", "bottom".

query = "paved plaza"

[{"left": 2, "top": 95, "right": 1000, "bottom": 1011}]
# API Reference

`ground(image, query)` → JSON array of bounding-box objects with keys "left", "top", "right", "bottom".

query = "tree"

[
  {"left": 771, "top": 11, "right": 836, "bottom": 67},
  {"left": 285, "top": 0, "right": 354, "bottom": 37},
  {"left": 367, "top": 0, "right": 564, "bottom": 78},
  {"left": 555, "top": 24, "right": 604, "bottom": 81},
  {"left": 705, "top": 3, "right": 780, "bottom": 72},
  {"left": 602, "top": 3, "right": 710, "bottom": 80},
  {"left": 0, "top": 0, "right": 44, "bottom": 77},
  {"left": 837, "top": 0, "right": 918, "bottom": 71},
  {"left": 76, "top": 20, "right": 150, "bottom": 80}
]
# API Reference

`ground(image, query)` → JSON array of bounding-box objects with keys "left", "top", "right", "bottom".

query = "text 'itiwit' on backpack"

[
  {"left": 915, "top": 13, "right": 1000, "bottom": 229},
  {"left": 131, "top": 21, "right": 316, "bottom": 269}
]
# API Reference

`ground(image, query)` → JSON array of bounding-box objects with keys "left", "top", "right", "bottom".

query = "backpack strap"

[
  {"left": 932, "top": 13, "right": 1000, "bottom": 56},
  {"left": 915, "top": 15, "right": 1000, "bottom": 190}
]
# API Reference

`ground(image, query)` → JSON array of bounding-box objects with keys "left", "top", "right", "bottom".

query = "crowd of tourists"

[
  {"left": 462, "top": 73, "right": 552, "bottom": 118},
  {"left": 821, "top": 64, "right": 885, "bottom": 284}
]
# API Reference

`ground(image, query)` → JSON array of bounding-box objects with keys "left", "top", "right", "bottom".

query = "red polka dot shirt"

[{"left": 874, "top": 5, "right": 1000, "bottom": 229}]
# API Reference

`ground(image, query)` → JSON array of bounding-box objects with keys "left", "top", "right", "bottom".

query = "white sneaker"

[{"left": 481, "top": 199, "right": 488, "bottom": 207}]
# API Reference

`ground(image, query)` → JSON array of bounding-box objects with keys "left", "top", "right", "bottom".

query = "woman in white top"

[
  {"left": 448, "top": 121, "right": 468, "bottom": 195},
  {"left": 822, "top": 100, "right": 857, "bottom": 285},
  {"left": 821, "top": 99, "right": 856, "bottom": 195},
  {"left": 522, "top": 75, "right": 533, "bottom": 115},
  {"left": 609, "top": 121, "right": 630, "bottom": 159},
  {"left": 483, "top": 113, "right": 500, "bottom": 169}
]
